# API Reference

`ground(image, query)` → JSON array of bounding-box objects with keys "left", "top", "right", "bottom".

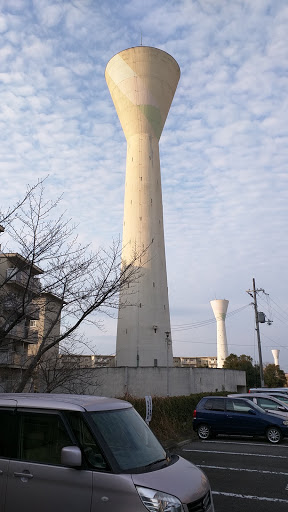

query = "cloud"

[{"left": 1, "top": 0, "right": 288, "bottom": 368}]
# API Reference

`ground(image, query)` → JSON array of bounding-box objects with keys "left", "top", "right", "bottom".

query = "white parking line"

[
  {"left": 184, "top": 449, "right": 288, "bottom": 459},
  {"left": 212, "top": 491, "right": 288, "bottom": 503},
  {"left": 198, "top": 464, "right": 288, "bottom": 476},
  {"left": 202, "top": 439, "right": 288, "bottom": 447}
]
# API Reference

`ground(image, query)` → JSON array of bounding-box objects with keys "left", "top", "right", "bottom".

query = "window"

[
  {"left": 6, "top": 268, "right": 17, "bottom": 281},
  {"left": 66, "top": 412, "right": 108, "bottom": 470},
  {"left": 257, "top": 398, "right": 278, "bottom": 410},
  {"left": 226, "top": 399, "right": 252, "bottom": 413},
  {"left": 89, "top": 408, "right": 166, "bottom": 471},
  {"left": 0, "top": 410, "right": 17, "bottom": 458},
  {"left": 204, "top": 398, "right": 225, "bottom": 411},
  {"left": 30, "top": 320, "right": 37, "bottom": 328},
  {"left": 19, "top": 412, "right": 73, "bottom": 465}
]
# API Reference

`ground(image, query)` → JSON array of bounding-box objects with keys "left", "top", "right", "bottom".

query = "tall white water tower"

[
  {"left": 210, "top": 299, "right": 229, "bottom": 368},
  {"left": 271, "top": 349, "right": 280, "bottom": 366},
  {"left": 106, "top": 47, "right": 180, "bottom": 367}
]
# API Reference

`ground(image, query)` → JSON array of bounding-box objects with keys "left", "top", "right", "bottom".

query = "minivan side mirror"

[
  {"left": 248, "top": 409, "right": 256, "bottom": 415},
  {"left": 61, "top": 446, "right": 82, "bottom": 467}
]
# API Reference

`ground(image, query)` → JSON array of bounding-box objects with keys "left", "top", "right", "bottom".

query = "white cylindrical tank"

[
  {"left": 210, "top": 299, "right": 229, "bottom": 368},
  {"left": 105, "top": 47, "right": 180, "bottom": 367},
  {"left": 271, "top": 349, "right": 280, "bottom": 366}
]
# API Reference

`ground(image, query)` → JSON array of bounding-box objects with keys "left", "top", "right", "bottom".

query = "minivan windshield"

[{"left": 88, "top": 407, "right": 167, "bottom": 472}]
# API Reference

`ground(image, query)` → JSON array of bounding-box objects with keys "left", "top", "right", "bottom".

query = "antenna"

[{"left": 140, "top": 31, "right": 142, "bottom": 46}]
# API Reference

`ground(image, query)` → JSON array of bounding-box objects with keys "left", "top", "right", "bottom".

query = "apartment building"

[
  {"left": 59, "top": 354, "right": 217, "bottom": 369},
  {"left": 0, "top": 253, "right": 62, "bottom": 391},
  {"left": 60, "top": 354, "right": 116, "bottom": 368},
  {"left": 173, "top": 356, "right": 217, "bottom": 368}
]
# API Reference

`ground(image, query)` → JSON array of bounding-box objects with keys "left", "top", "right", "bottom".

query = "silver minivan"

[{"left": 0, "top": 393, "right": 214, "bottom": 512}]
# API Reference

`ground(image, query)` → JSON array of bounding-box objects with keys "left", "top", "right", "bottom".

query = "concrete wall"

[{"left": 54, "top": 367, "right": 246, "bottom": 398}]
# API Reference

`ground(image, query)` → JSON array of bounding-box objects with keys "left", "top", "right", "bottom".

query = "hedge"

[{"left": 122, "top": 392, "right": 229, "bottom": 444}]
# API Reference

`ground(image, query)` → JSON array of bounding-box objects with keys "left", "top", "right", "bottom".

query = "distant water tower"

[
  {"left": 210, "top": 299, "right": 229, "bottom": 368},
  {"left": 105, "top": 46, "right": 180, "bottom": 367},
  {"left": 272, "top": 349, "right": 280, "bottom": 366}
]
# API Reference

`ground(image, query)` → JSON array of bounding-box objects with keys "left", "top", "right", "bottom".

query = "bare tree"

[
  {"left": 0, "top": 184, "right": 145, "bottom": 392},
  {"left": 31, "top": 336, "right": 104, "bottom": 394},
  {"left": 0, "top": 179, "right": 45, "bottom": 229}
]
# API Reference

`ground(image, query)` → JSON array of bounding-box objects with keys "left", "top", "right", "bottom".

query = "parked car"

[
  {"left": 193, "top": 395, "right": 288, "bottom": 444},
  {"left": 0, "top": 393, "right": 214, "bottom": 512},
  {"left": 267, "top": 393, "right": 288, "bottom": 405},
  {"left": 249, "top": 387, "right": 288, "bottom": 394},
  {"left": 228, "top": 393, "right": 288, "bottom": 418}
]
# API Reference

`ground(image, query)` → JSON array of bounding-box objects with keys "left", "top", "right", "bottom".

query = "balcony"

[
  {"left": 7, "top": 324, "right": 27, "bottom": 340},
  {"left": 2, "top": 299, "right": 16, "bottom": 311},
  {"left": 0, "top": 351, "right": 25, "bottom": 368},
  {"left": 5, "top": 324, "right": 38, "bottom": 344},
  {"left": 6, "top": 268, "right": 41, "bottom": 294},
  {"left": 26, "top": 329, "right": 39, "bottom": 344},
  {"left": 26, "top": 303, "right": 40, "bottom": 320}
]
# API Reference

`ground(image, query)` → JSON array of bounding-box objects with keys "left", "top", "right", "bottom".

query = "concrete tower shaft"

[
  {"left": 105, "top": 47, "right": 180, "bottom": 367},
  {"left": 210, "top": 299, "right": 229, "bottom": 369}
]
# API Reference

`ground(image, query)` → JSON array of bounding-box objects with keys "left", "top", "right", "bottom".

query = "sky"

[{"left": 1, "top": 0, "right": 288, "bottom": 371}]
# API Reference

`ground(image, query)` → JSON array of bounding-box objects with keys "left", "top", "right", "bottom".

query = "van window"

[
  {"left": 0, "top": 410, "right": 17, "bottom": 458},
  {"left": 204, "top": 398, "right": 225, "bottom": 411},
  {"left": 66, "top": 412, "right": 108, "bottom": 470},
  {"left": 89, "top": 407, "right": 167, "bottom": 472},
  {"left": 19, "top": 412, "right": 73, "bottom": 465}
]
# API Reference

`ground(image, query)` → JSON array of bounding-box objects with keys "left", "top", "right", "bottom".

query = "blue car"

[{"left": 193, "top": 396, "right": 288, "bottom": 443}]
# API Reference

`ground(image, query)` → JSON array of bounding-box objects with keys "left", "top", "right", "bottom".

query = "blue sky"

[{"left": 1, "top": 0, "right": 288, "bottom": 371}]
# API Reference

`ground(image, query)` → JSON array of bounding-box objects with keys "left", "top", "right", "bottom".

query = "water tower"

[
  {"left": 271, "top": 349, "right": 280, "bottom": 366},
  {"left": 210, "top": 299, "right": 229, "bottom": 368},
  {"left": 105, "top": 46, "right": 180, "bottom": 367}
]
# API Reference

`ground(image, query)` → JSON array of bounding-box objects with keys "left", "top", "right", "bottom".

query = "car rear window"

[{"left": 204, "top": 398, "right": 225, "bottom": 411}]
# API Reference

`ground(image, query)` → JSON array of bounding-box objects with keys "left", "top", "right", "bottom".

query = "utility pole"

[{"left": 247, "top": 278, "right": 264, "bottom": 387}]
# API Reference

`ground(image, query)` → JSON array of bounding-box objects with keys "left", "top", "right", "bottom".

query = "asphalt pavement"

[{"left": 176, "top": 435, "right": 288, "bottom": 512}]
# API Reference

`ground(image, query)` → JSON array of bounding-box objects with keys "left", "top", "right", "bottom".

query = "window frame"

[
  {"left": 64, "top": 410, "right": 111, "bottom": 472},
  {"left": 15, "top": 408, "right": 77, "bottom": 466}
]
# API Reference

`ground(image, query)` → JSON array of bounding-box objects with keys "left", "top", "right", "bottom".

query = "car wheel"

[
  {"left": 197, "top": 424, "right": 211, "bottom": 440},
  {"left": 266, "top": 426, "right": 282, "bottom": 444}
]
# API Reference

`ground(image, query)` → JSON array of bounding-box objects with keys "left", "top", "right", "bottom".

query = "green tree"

[
  {"left": 264, "top": 364, "right": 287, "bottom": 388},
  {"left": 223, "top": 353, "right": 261, "bottom": 389}
]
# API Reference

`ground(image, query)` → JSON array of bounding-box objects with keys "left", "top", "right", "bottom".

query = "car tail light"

[{"left": 193, "top": 409, "right": 197, "bottom": 418}]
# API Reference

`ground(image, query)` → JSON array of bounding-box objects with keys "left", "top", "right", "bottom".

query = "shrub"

[{"left": 124, "top": 392, "right": 229, "bottom": 444}]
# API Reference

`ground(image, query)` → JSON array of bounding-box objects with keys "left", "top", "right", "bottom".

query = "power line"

[
  {"left": 269, "top": 296, "right": 288, "bottom": 320},
  {"left": 261, "top": 332, "right": 288, "bottom": 352},
  {"left": 257, "top": 296, "right": 288, "bottom": 326},
  {"left": 172, "top": 304, "right": 250, "bottom": 332},
  {"left": 172, "top": 339, "right": 258, "bottom": 347}
]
